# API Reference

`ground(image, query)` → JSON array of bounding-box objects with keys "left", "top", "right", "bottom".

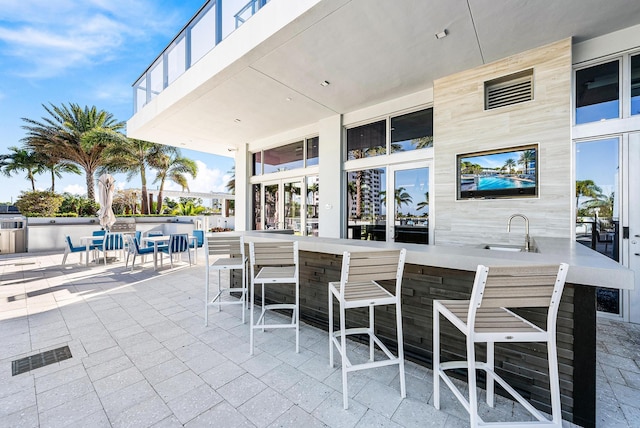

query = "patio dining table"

[
  {"left": 78, "top": 235, "right": 104, "bottom": 267},
  {"left": 141, "top": 235, "right": 197, "bottom": 270}
]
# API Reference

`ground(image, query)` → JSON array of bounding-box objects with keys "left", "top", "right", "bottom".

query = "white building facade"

[{"left": 128, "top": 0, "right": 640, "bottom": 322}]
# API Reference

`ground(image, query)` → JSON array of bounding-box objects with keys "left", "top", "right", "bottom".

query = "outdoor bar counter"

[{"left": 237, "top": 232, "right": 634, "bottom": 427}]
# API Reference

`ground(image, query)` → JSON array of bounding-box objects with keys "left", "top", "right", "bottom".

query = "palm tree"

[
  {"left": 171, "top": 200, "right": 205, "bottom": 216},
  {"left": 21, "top": 103, "right": 125, "bottom": 200},
  {"left": 225, "top": 166, "right": 235, "bottom": 194},
  {"left": 503, "top": 158, "right": 517, "bottom": 174},
  {"left": 576, "top": 179, "right": 603, "bottom": 213},
  {"left": 518, "top": 150, "right": 535, "bottom": 175},
  {"left": 417, "top": 192, "right": 429, "bottom": 211},
  {"left": 380, "top": 187, "right": 413, "bottom": 216},
  {"left": 43, "top": 157, "right": 81, "bottom": 192},
  {"left": 100, "top": 138, "right": 163, "bottom": 214},
  {"left": 150, "top": 146, "right": 198, "bottom": 214},
  {"left": 412, "top": 136, "right": 434, "bottom": 149},
  {"left": 1, "top": 146, "right": 45, "bottom": 191}
]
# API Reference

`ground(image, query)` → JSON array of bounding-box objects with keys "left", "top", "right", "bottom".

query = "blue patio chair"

[
  {"left": 95, "top": 232, "right": 125, "bottom": 265},
  {"left": 62, "top": 236, "right": 87, "bottom": 265},
  {"left": 125, "top": 234, "right": 155, "bottom": 271},
  {"left": 159, "top": 233, "right": 191, "bottom": 268},
  {"left": 189, "top": 229, "right": 205, "bottom": 262},
  {"left": 92, "top": 230, "right": 106, "bottom": 245},
  {"left": 189, "top": 230, "right": 205, "bottom": 249},
  {"left": 146, "top": 230, "right": 163, "bottom": 247}
]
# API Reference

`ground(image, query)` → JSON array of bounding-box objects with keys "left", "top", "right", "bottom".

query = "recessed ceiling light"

[
  {"left": 435, "top": 29, "right": 448, "bottom": 39},
  {"left": 320, "top": 80, "right": 330, "bottom": 87}
]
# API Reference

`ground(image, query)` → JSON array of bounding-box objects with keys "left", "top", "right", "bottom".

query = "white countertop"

[{"left": 231, "top": 232, "right": 634, "bottom": 290}]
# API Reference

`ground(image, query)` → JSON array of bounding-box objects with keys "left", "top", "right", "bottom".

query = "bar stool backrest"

[
  {"left": 339, "top": 249, "right": 406, "bottom": 299},
  {"left": 205, "top": 235, "right": 244, "bottom": 262},
  {"left": 249, "top": 241, "right": 298, "bottom": 267},
  {"left": 468, "top": 264, "right": 569, "bottom": 330}
]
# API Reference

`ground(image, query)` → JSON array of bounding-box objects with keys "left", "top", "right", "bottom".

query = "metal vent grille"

[
  {"left": 485, "top": 69, "right": 533, "bottom": 110},
  {"left": 12, "top": 346, "right": 72, "bottom": 376}
]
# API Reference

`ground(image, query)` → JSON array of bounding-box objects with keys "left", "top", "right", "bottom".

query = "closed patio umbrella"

[{"left": 97, "top": 173, "right": 116, "bottom": 231}]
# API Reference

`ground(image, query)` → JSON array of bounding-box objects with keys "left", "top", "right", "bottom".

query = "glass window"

[
  {"left": 632, "top": 54, "right": 640, "bottom": 116},
  {"left": 190, "top": 4, "right": 217, "bottom": 66},
  {"left": 264, "top": 183, "right": 279, "bottom": 229},
  {"left": 222, "top": 0, "right": 250, "bottom": 38},
  {"left": 391, "top": 108, "right": 433, "bottom": 152},
  {"left": 391, "top": 167, "right": 429, "bottom": 245},
  {"left": 149, "top": 59, "right": 163, "bottom": 100},
  {"left": 166, "top": 36, "right": 186, "bottom": 85},
  {"left": 346, "top": 167, "right": 386, "bottom": 240},
  {"left": 346, "top": 120, "right": 386, "bottom": 159},
  {"left": 575, "top": 60, "right": 620, "bottom": 124},
  {"left": 306, "top": 176, "right": 319, "bottom": 236},
  {"left": 252, "top": 152, "right": 262, "bottom": 176},
  {"left": 252, "top": 184, "right": 262, "bottom": 230},
  {"left": 134, "top": 77, "right": 147, "bottom": 112},
  {"left": 264, "top": 141, "right": 304, "bottom": 173},
  {"left": 283, "top": 181, "right": 302, "bottom": 233},
  {"left": 306, "top": 136, "right": 319, "bottom": 166},
  {"left": 575, "top": 138, "right": 619, "bottom": 314}
]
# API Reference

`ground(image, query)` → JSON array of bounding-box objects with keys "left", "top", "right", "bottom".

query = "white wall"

[
  {"left": 26, "top": 218, "right": 198, "bottom": 252},
  {"left": 318, "top": 115, "right": 342, "bottom": 238},
  {"left": 433, "top": 39, "right": 573, "bottom": 246}
]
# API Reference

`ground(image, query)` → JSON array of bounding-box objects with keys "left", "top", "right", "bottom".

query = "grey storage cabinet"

[{"left": 0, "top": 218, "right": 26, "bottom": 253}]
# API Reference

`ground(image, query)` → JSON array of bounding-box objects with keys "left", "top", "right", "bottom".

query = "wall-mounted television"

[{"left": 457, "top": 144, "right": 538, "bottom": 200}]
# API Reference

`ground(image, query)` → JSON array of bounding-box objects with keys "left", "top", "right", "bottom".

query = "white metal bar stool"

[
  {"left": 329, "top": 249, "right": 407, "bottom": 409},
  {"left": 248, "top": 241, "right": 299, "bottom": 355},
  {"left": 205, "top": 235, "right": 247, "bottom": 326},
  {"left": 433, "top": 263, "right": 569, "bottom": 427}
]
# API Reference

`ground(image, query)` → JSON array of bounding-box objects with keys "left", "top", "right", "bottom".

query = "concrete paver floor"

[{"left": 1, "top": 250, "right": 638, "bottom": 427}]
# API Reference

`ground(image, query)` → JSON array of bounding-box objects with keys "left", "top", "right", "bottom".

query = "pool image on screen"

[{"left": 457, "top": 145, "right": 538, "bottom": 199}]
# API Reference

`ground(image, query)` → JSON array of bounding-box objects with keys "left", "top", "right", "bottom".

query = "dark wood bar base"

[{"left": 241, "top": 250, "right": 596, "bottom": 426}]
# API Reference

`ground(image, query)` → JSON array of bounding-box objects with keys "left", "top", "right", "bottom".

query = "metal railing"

[{"left": 133, "top": 0, "right": 270, "bottom": 114}]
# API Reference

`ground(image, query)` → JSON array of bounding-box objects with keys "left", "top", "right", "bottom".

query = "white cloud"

[
  {"left": 0, "top": 0, "right": 186, "bottom": 78},
  {"left": 164, "top": 161, "right": 231, "bottom": 194},
  {"left": 62, "top": 184, "right": 86, "bottom": 196}
]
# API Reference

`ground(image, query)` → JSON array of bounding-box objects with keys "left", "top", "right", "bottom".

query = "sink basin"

[
  {"left": 482, "top": 243, "right": 539, "bottom": 253},
  {"left": 484, "top": 245, "right": 523, "bottom": 252}
]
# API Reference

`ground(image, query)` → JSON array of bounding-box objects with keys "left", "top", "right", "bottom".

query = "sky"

[{"left": 0, "top": 0, "right": 235, "bottom": 204}]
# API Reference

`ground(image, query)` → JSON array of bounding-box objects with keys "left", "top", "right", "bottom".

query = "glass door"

[
  {"left": 264, "top": 182, "right": 280, "bottom": 229},
  {"left": 283, "top": 180, "right": 302, "bottom": 233},
  {"left": 257, "top": 178, "right": 305, "bottom": 234},
  {"left": 575, "top": 137, "right": 621, "bottom": 316},
  {"left": 305, "top": 176, "right": 319, "bottom": 236},
  {"left": 626, "top": 133, "right": 640, "bottom": 323},
  {"left": 388, "top": 163, "right": 430, "bottom": 244}
]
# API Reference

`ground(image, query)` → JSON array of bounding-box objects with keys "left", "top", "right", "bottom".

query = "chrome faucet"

[{"left": 507, "top": 214, "right": 530, "bottom": 252}]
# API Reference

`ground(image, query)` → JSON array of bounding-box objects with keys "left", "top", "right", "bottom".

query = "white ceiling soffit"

[{"left": 127, "top": 0, "right": 640, "bottom": 155}]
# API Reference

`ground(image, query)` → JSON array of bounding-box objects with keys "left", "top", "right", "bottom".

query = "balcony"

[{"left": 133, "top": 0, "right": 270, "bottom": 114}]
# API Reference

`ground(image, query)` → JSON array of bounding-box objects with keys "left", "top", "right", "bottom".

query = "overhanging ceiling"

[{"left": 127, "top": 0, "right": 640, "bottom": 157}]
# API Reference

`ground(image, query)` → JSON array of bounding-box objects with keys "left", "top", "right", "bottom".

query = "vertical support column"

[
  {"left": 235, "top": 146, "right": 249, "bottom": 231},
  {"left": 572, "top": 284, "right": 596, "bottom": 428},
  {"left": 318, "top": 115, "right": 342, "bottom": 238}
]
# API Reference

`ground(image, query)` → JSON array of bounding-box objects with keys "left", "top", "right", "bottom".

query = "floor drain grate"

[{"left": 11, "top": 346, "right": 72, "bottom": 376}]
